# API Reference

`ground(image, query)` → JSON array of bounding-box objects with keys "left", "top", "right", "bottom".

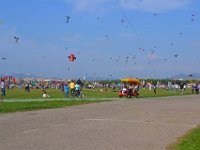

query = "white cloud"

[
  {"left": 62, "top": 0, "right": 113, "bottom": 12},
  {"left": 62, "top": 0, "right": 195, "bottom": 13},
  {"left": 119, "top": 0, "right": 193, "bottom": 12},
  {"left": 76, "top": 0, "right": 104, "bottom": 11}
]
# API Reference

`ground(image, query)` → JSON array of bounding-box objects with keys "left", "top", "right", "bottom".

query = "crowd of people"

[
  {"left": 119, "top": 84, "right": 139, "bottom": 98},
  {"left": 1, "top": 77, "right": 200, "bottom": 102},
  {"left": 42, "top": 80, "right": 83, "bottom": 99},
  {"left": 62, "top": 80, "right": 82, "bottom": 98}
]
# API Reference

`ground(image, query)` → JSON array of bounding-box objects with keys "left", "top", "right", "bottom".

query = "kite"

[
  {"left": 105, "top": 35, "right": 109, "bottom": 40},
  {"left": 65, "top": 16, "right": 71, "bottom": 23},
  {"left": 139, "top": 47, "right": 144, "bottom": 51},
  {"left": 115, "top": 56, "right": 120, "bottom": 62},
  {"left": 190, "top": 14, "right": 195, "bottom": 22},
  {"left": 179, "top": 32, "right": 183, "bottom": 35},
  {"left": 148, "top": 50, "right": 155, "bottom": 59},
  {"left": 1, "top": 57, "right": 6, "bottom": 60},
  {"left": 151, "top": 50, "right": 155, "bottom": 56},
  {"left": 191, "top": 18, "right": 195, "bottom": 22},
  {"left": 68, "top": 54, "right": 76, "bottom": 62},
  {"left": 174, "top": 54, "right": 178, "bottom": 58},
  {"left": 14, "top": 36, "right": 19, "bottom": 42},
  {"left": 121, "top": 19, "right": 125, "bottom": 23},
  {"left": 125, "top": 56, "right": 129, "bottom": 64}
]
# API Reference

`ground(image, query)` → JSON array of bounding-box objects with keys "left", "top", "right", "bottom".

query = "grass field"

[
  {"left": 168, "top": 126, "right": 200, "bottom": 150},
  {"left": 2, "top": 87, "right": 192, "bottom": 100},
  {"left": 0, "top": 100, "right": 110, "bottom": 113},
  {"left": 0, "top": 87, "right": 193, "bottom": 113}
]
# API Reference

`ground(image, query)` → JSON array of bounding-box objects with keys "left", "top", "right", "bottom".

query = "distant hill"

[
  {"left": 2, "top": 73, "right": 199, "bottom": 81},
  {"left": 11, "top": 73, "right": 38, "bottom": 78},
  {"left": 171, "top": 73, "right": 200, "bottom": 80}
]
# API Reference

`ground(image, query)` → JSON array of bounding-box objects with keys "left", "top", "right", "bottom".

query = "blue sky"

[{"left": 0, "top": 0, "right": 200, "bottom": 79}]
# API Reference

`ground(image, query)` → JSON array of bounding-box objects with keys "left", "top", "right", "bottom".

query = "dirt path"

[{"left": 0, "top": 95, "right": 200, "bottom": 150}]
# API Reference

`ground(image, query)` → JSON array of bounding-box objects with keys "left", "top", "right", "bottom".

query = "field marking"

[
  {"left": 22, "top": 129, "right": 39, "bottom": 134},
  {"left": 78, "top": 118, "right": 197, "bottom": 128},
  {"left": 52, "top": 123, "right": 66, "bottom": 127}
]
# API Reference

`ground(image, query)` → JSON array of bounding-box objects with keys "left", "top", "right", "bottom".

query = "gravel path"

[{"left": 0, "top": 95, "right": 200, "bottom": 150}]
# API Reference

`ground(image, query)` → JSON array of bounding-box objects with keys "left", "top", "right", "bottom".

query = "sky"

[{"left": 0, "top": 0, "right": 200, "bottom": 80}]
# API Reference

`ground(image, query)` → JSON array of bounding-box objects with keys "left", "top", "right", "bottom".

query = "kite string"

[
  {"left": 117, "top": 0, "right": 160, "bottom": 79},
  {"left": 117, "top": 0, "right": 145, "bottom": 49}
]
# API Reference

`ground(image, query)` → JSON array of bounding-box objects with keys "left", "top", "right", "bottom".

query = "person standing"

[
  {"left": 75, "top": 82, "right": 80, "bottom": 97},
  {"left": 194, "top": 83, "right": 199, "bottom": 94},
  {"left": 134, "top": 85, "right": 139, "bottom": 98},
  {"left": 128, "top": 84, "right": 133, "bottom": 98},
  {"left": 64, "top": 84, "right": 69, "bottom": 97},
  {"left": 1, "top": 79, "right": 6, "bottom": 101},
  {"left": 69, "top": 80, "right": 75, "bottom": 97},
  {"left": 153, "top": 84, "right": 157, "bottom": 94},
  {"left": 180, "top": 82, "right": 184, "bottom": 95}
]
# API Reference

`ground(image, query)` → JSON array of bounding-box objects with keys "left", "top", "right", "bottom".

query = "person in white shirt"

[
  {"left": 1, "top": 79, "right": 6, "bottom": 101},
  {"left": 42, "top": 90, "right": 50, "bottom": 98}
]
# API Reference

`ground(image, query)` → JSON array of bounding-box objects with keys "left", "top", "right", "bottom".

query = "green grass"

[
  {"left": 169, "top": 126, "right": 200, "bottom": 150},
  {"left": 0, "top": 87, "right": 193, "bottom": 114},
  {"left": 3, "top": 88, "right": 192, "bottom": 100},
  {"left": 140, "top": 88, "right": 192, "bottom": 98},
  {"left": 0, "top": 100, "right": 110, "bottom": 113},
  {"left": 5, "top": 88, "right": 65, "bottom": 99}
]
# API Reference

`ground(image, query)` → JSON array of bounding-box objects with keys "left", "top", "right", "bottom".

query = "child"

[
  {"left": 64, "top": 84, "right": 69, "bottom": 97},
  {"left": 43, "top": 90, "right": 50, "bottom": 98}
]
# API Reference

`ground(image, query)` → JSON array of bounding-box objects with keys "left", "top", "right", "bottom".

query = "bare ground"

[{"left": 0, "top": 95, "right": 200, "bottom": 150}]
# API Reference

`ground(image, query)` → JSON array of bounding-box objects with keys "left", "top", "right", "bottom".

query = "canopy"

[{"left": 121, "top": 78, "right": 140, "bottom": 84}]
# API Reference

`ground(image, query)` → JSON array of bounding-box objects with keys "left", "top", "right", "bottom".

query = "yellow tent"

[{"left": 121, "top": 77, "right": 140, "bottom": 84}]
